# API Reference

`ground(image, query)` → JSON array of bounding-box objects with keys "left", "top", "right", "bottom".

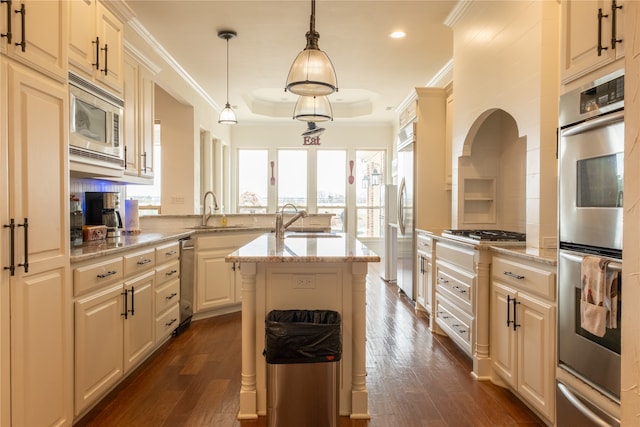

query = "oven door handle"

[
  {"left": 557, "top": 382, "right": 615, "bottom": 427},
  {"left": 560, "top": 250, "right": 622, "bottom": 273},
  {"left": 561, "top": 110, "right": 624, "bottom": 138}
]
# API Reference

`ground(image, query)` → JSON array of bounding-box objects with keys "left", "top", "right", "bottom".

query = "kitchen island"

[{"left": 225, "top": 232, "right": 380, "bottom": 420}]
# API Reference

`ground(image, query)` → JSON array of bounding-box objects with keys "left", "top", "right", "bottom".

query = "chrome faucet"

[
  {"left": 275, "top": 203, "right": 307, "bottom": 239},
  {"left": 201, "top": 191, "right": 220, "bottom": 226}
]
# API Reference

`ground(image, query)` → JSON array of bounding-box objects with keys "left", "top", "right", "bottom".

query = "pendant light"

[
  {"left": 285, "top": 0, "right": 338, "bottom": 96},
  {"left": 218, "top": 30, "right": 237, "bottom": 125},
  {"left": 293, "top": 95, "right": 333, "bottom": 122}
]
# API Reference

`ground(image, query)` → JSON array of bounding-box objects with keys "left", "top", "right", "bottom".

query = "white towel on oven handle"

[{"left": 580, "top": 256, "right": 609, "bottom": 337}]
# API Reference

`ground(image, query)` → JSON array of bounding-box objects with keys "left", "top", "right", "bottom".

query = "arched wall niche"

[{"left": 457, "top": 109, "right": 527, "bottom": 232}]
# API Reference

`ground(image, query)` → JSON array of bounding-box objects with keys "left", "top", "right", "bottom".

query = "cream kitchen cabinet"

[
  {"left": 415, "top": 230, "right": 434, "bottom": 319},
  {"left": 561, "top": 0, "right": 625, "bottom": 84},
  {"left": 0, "top": 57, "right": 72, "bottom": 426},
  {"left": 491, "top": 254, "right": 556, "bottom": 422},
  {"left": 123, "top": 50, "right": 155, "bottom": 181},
  {"left": 68, "top": 0, "right": 124, "bottom": 94},
  {"left": 195, "top": 232, "right": 261, "bottom": 313},
  {"left": 74, "top": 247, "right": 157, "bottom": 417},
  {"left": 0, "top": 0, "right": 67, "bottom": 81}
]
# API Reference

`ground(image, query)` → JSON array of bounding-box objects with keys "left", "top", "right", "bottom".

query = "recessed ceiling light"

[{"left": 390, "top": 31, "right": 406, "bottom": 39}]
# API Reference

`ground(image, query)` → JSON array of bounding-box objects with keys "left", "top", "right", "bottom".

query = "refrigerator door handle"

[{"left": 398, "top": 177, "right": 406, "bottom": 235}]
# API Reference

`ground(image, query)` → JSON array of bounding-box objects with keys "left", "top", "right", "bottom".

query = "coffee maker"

[{"left": 85, "top": 192, "right": 123, "bottom": 238}]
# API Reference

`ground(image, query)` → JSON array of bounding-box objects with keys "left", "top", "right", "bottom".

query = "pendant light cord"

[{"left": 225, "top": 36, "right": 230, "bottom": 106}]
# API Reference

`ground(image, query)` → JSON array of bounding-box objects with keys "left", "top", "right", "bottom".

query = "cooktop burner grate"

[{"left": 443, "top": 229, "right": 526, "bottom": 242}]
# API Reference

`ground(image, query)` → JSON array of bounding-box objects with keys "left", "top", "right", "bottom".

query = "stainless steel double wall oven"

[{"left": 557, "top": 69, "right": 624, "bottom": 426}]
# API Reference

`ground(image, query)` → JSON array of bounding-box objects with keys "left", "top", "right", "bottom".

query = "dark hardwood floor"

[{"left": 76, "top": 264, "right": 545, "bottom": 427}]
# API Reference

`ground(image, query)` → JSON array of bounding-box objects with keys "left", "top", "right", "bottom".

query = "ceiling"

[{"left": 124, "top": 1, "right": 457, "bottom": 126}]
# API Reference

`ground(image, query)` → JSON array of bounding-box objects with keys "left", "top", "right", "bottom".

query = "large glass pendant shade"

[
  {"left": 285, "top": 0, "right": 337, "bottom": 96},
  {"left": 293, "top": 95, "right": 333, "bottom": 122},
  {"left": 286, "top": 47, "right": 338, "bottom": 96}
]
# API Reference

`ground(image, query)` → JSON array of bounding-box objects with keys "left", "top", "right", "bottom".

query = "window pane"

[
  {"left": 238, "top": 149, "right": 268, "bottom": 213},
  {"left": 355, "top": 150, "right": 385, "bottom": 237},
  {"left": 317, "top": 150, "right": 346, "bottom": 231},
  {"left": 278, "top": 150, "right": 307, "bottom": 208}
]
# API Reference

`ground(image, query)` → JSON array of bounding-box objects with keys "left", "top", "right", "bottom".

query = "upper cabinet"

[
  {"left": 68, "top": 0, "right": 124, "bottom": 94},
  {"left": 0, "top": 0, "right": 67, "bottom": 81},
  {"left": 561, "top": 0, "right": 625, "bottom": 84}
]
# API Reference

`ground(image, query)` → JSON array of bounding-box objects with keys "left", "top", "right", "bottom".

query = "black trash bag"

[{"left": 265, "top": 310, "right": 342, "bottom": 364}]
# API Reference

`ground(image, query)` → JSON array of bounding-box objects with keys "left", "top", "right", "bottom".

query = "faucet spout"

[
  {"left": 275, "top": 204, "right": 307, "bottom": 239},
  {"left": 202, "top": 191, "right": 220, "bottom": 226}
]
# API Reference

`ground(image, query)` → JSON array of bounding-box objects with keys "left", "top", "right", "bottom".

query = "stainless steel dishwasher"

[{"left": 175, "top": 237, "right": 194, "bottom": 335}]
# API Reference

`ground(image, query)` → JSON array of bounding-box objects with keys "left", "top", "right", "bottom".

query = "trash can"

[{"left": 265, "top": 309, "right": 341, "bottom": 427}]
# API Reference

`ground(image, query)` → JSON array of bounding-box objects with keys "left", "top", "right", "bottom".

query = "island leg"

[
  {"left": 350, "top": 262, "right": 370, "bottom": 419},
  {"left": 238, "top": 262, "right": 258, "bottom": 420}
]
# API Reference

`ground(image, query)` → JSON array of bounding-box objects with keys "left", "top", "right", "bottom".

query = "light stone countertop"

[
  {"left": 489, "top": 245, "right": 558, "bottom": 266},
  {"left": 225, "top": 232, "right": 380, "bottom": 263}
]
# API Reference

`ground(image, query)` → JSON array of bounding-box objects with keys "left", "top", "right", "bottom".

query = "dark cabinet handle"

[
  {"left": 165, "top": 269, "right": 178, "bottom": 277},
  {"left": 3, "top": 218, "right": 15, "bottom": 276},
  {"left": 1, "top": 0, "right": 12, "bottom": 44},
  {"left": 597, "top": 8, "right": 609, "bottom": 56},
  {"left": 121, "top": 290, "right": 128, "bottom": 319},
  {"left": 92, "top": 36, "right": 100, "bottom": 70},
  {"left": 506, "top": 295, "right": 513, "bottom": 328},
  {"left": 512, "top": 297, "right": 520, "bottom": 331},
  {"left": 611, "top": 0, "right": 623, "bottom": 49},
  {"left": 100, "top": 43, "right": 108, "bottom": 75},
  {"left": 165, "top": 318, "right": 177, "bottom": 327},
  {"left": 137, "top": 258, "right": 152, "bottom": 265},
  {"left": 129, "top": 286, "right": 135, "bottom": 316},
  {"left": 503, "top": 271, "right": 525, "bottom": 280},
  {"left": 165, "top": 250, "right": 177, "bottom": 256},
  {"left": 17, "top": 218, "right": 27, "bottom": 272},
  {"left": 14, "top": 3, "right": 24, "bottom": 52},
  {"left": 165, "top": 292, "right": 177, "bottom": 300},
  {"left": 142, "top": 152, "right": 147, "bottom": 173},
  {"left": 97, "top": 270, "right": 117, "bottom": 279}
]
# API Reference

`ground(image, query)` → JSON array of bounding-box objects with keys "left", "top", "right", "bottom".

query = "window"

[
  {"left": 278, "top": 150, "right": 307, "bottom": 208},
  {"left": 237, "top": 149, "right": 268, "bottom": 213},
  {"left": 355, "top": 150, "right": 385, "bottom": 237},
  {"left": 317, "top": 150, "right": 346, "bottom": 231},
  {"left": 126, "top": 123, "right": 162, "bottom": 214}
]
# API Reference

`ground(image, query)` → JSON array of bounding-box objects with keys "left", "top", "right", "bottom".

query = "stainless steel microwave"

[{"left": 69, "top": 73, "right": 124, "bottom": 171}]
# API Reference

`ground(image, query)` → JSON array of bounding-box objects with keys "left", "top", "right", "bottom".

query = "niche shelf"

[{"left": 463, "top": 178, "right": 496, "bottom": 224}]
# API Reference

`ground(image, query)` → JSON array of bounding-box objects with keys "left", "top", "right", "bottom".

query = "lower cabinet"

[
  {"left": 415, "top": 231, "right": 434, "bottom": 318},
  {"left": 491, "top": 253, "right": 556, "bottom": 422},
  {"left": 195, "top": 232, "right": 261, "bottom": 313}
]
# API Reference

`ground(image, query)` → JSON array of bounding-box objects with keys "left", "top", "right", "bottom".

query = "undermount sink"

[{"left": 286, "top": 232, "right": 340, "bottom": 238}]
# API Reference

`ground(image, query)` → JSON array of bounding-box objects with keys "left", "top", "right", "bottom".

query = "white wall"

[{"left": 448, "top": 0, "right": 559, "bottom": 249}]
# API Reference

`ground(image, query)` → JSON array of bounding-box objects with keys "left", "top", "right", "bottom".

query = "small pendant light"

[
  {"left": 293, "top": 95, "right": 333, "bottom": 122},
  {"left": 218, "top": 30, "right": 237, "bottom": 125},
  {"left": 285, "top": 0, "right": 338, "bottom": 96}
]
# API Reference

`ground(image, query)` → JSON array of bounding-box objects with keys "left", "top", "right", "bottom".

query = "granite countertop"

[
  {"left": 225, "top": 232, "right": 380, "bottom": 263},
  {"left": 489, "top": 245, "right": 558, "bottom": 266}
]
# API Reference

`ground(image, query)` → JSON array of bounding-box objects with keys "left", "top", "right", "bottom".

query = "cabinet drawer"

[
  {"left": 434, "top": 294, "right": 473, "bottom": 356},
  {"left": 73, "top": 257, "right": 124, "bottom": 296},
  {"left": 155, "top": 304, "right": 179, "bottom": 343},
  {"left": 156, "top": 260, "right": 180, "bottom": 286},
  {"left": 435, "top": 260, "right": 473, "bottom": 314},
  {"left": 155, "top": 278, "right": 180, "bottom": 315},
  {"left": 124, "top": 248, "right": 156, "bottom": 276},
  {"left": 436, "top": 241, "right": 476, "bottom": 271},
  {"left": 492, "top": 257, "right": 555, "bottom": 300},
  {"left": 416, "top": 233, "right": 433, "bottom": 251},
  {"left": 156, "top": 241, "right": 180, "bottom": 265}
]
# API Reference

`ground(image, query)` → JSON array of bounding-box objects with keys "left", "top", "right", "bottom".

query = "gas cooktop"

[{"left": 442, "top": 229, "right": 526, "bottom": 243}]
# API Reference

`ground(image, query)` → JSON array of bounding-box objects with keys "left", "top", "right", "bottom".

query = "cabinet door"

[
  {"left": 196, "top": 248, "right": 236, "bottom": 311},
  {"left": 139, "top": 63, "right": 155, "bottom": 178},
  {"left": 75, "top": 283, "right": 124, "bottom": 415},
  {"left": 491, "top": 282, "right": 517, "bottom": 388},
  {"left": 123, "top": 53, "right": 140, "bottom": 175},
  {"left": 561, "top": 0, "right": 618, "bottom": 83},
  {"left": 416, "top": 254, "right": 426, "bottom": 309},
  {"left": 1, "top": 0, "right": 67, "bottom": 80},
  {"left": 516, "top": 292, "right": 555, "bottom": 420},
  {"left": 123, "top": 271, "right": 155, "bottom": 373},
  {"left": 68, "top": 0, "right": 97, "bottom": 78},
  {"left": 95, "top": 2, "right": 123, "bottom": 93},
  {"left": 4, "top": 59, "right": 72, "bottom": 424}
]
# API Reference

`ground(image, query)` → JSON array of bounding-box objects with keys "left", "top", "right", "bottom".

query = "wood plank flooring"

[{"left": 76, "top": 265, "right": 545, "bottom": 427}]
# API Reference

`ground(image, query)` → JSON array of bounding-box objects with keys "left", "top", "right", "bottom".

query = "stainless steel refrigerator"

[
  {"left": 381, "top": 184, "right": 397, "bottom": 282},
  {"left": 396, "top": 132, "right": 414, "bottom": 300}
]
